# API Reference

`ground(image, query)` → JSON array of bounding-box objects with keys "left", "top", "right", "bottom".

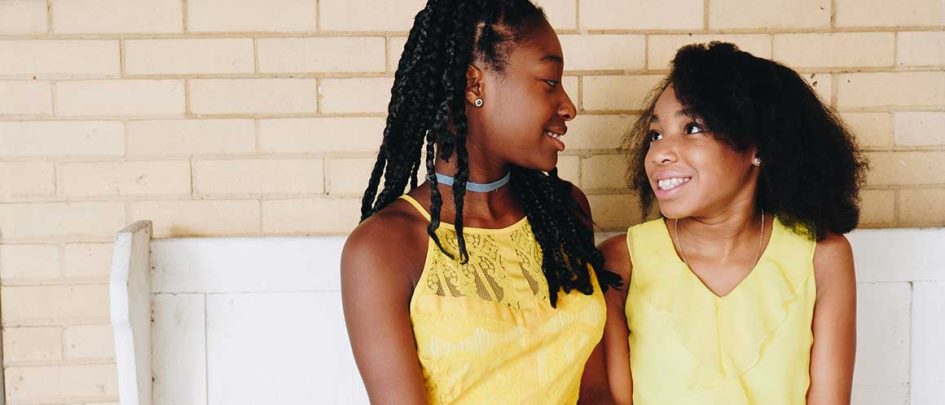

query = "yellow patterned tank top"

[
  {"left": 625, "top": 217, "right": 816, "bottom": 405},
  {"left": 400, "top": 195, "right": 606, "bottom": 404}
]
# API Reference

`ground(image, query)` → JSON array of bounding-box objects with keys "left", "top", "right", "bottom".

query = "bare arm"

[
  {"left": 556, "top": 184, "right": 616, "bottom": 404},
  {"left": 807, "top": 233, "right": 857, "bottom": 405},
  {"left": 579, "top": 337, "right": 615, "bottom": 405},
  {"left": 598, "top": 234, "right": 633, "bottom": 405},
  {"left": 563, "top": 184, "right": 614, "bottom": 404},
  {"left": 341, "top": 214, "right": 428, "bottom": 404}
]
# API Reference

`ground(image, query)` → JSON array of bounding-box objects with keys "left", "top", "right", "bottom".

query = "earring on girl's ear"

[
  {"left": 474, "top": 98, "right": 483, "bottom": 107},
  {"left": 752, "top": 156, "right": 762, "bottom": 166}
]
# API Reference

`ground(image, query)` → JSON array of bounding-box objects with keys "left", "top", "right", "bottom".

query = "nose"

[
  {"left": 559, "top": 89, "right": 577, "bottom": 121},
  {"left": 648, "top": 137, "right": 678, "bottom": 166}
]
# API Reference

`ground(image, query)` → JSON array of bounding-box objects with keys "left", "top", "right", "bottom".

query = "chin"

[
  {"left": 657, "top": 201, "right": 691, "bottom": 220},
  {"left": 526, "top": 157, "right": 558, "bottom": 173}
]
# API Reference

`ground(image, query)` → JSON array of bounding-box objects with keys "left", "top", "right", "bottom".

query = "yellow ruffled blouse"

[{"left": 625, "top": 217, "right": 817, "bottom": 405}]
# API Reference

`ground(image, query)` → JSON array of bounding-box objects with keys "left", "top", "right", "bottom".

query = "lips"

[
  {"left": 657, "top": 177, "right": 691, "bottom": 191},
  {"left": 651, "top": 171, "right": 693, "bottom": 199},
  {"left": 545, "top": 128, "right": 566, "bottom": 151}
]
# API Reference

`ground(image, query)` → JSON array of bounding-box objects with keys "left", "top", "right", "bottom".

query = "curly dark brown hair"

[{"left": 625, "top": 42, "right": 868, "bottom": 240}]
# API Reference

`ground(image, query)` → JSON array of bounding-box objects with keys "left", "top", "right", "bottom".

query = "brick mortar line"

[
  {"left": 45, "top": 0, "right": 52, "bottom": 34},
  {"left": 576, "top": 75, "right": 583, "bottom": 112},
  {"left": 187, "top": 158, "right": 196, "bottom": 197},
  {"left": 0, "top": 236, "right": 124, "bottom": 244},
  {"left": 48, "top": 80, "right": 57, "bottom": 121},
  {"left": 5, "top": 112, "right": 391, "bottom": 120},
  {"left": 830, "top": 73, "right": 839, "bottom": 108},
  {"left": 53, "top": 160, "right": 62, "bottom": 199},
  {"left": 1, "top": 279, "right": 110, "bottom": 287},
  {"left": 582, "top": 27, "right": 945, "bottom": 34},
  {"left": 0, "top": 111, "right": 941, "bottom": 123},
  {"left": 0, "top": 112, "right": 387, "bottom": 120},
  {"left": 0, "top": 31, "right": 409, "bottom": 40},
  {"left": 0, "top": 195, "right": 367, "bottom": 204},
  {"left": 769, "top": 34, "right": 775, "bottom": 60},
  {"left": 2, "top": 317, "right": 112, "bottom": 326},
  {"left": 314, "top": 77, "right": 321, "bottom": 114},
  {"left": 321, "top": 156, "right": 330, "bottom": 195},
  {"left": 3, "top": 359, "right": 117, "bottom": 369},
  {"left": 830, "top": 0, "right": 837, "bottom": 28},
  {"left": 894, "top": 189, "right": 901, "bottom": 225},
  {"left": 118, "top": 39, "right": 126, "bottom": 78},
  {"left": 893, "top": 31, "right": 899, "bottom": 66},
  {"left": 4, "top": 65, "right": 944, "bottom": 81},
  {"left": 182, "top": 0, "right": 189, "bottom": 33},
  {"left": 3, "top": 26, "right": 945, "bottom": 41},
  {"left": 184, "top": 79, "right": 192, "bottom": 118},
  {"left": 253, "top": 37, "right": 260, "bottom": 74},
  {"left": 575, "top": 0, "right": 580, "bottom": 31},
  {"left": 642, "top": 35, "right": 650, "bottom": 69},
  {"left": 7, "top": 108, "right": 944, "bottom": 121},
  {"left": 703, "top": 0, "right": 710, "bottom": 30},
  {"left": 83, "top": 73, "right": 392, "bottom": 79},
  {"left": 384, "top": 35, "right": 392, "bottom": 73}
]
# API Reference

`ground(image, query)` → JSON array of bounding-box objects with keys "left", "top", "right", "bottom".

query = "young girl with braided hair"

[{"left": 341, "top": 1, "right": 621, "bottom": 403}]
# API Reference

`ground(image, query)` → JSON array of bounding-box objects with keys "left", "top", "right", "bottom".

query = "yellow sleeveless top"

[
  {"left": 400, "top": 195, "right": 606, "bottom": 404},
  {"left": 625, "top": 217, "right": 816, "bottom": 405}
]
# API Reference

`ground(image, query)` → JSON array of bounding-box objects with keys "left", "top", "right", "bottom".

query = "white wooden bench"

[{"left": 109, "top": 220, "right": 945, "bottom": 405}]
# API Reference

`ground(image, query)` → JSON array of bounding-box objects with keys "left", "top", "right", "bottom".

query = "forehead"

[
  {"left": 655, "top": 86, "right": 683, "bottom": 110},
  {"left": 506, "top": 21, "right": 562, "bottom": 66},
  {"left": 651, "top": 86, "right": 699, "bottom": 124},
  {"left": 653, "top": 86, "right": 683, "bottom": 115}
]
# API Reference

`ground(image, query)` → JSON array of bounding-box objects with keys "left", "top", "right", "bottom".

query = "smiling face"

[
  {"left": 644, "top": 86, "right": 759, "bottom": 219},
  {"left": 466, "top": 19, "right": 576, "bottom": 172}
]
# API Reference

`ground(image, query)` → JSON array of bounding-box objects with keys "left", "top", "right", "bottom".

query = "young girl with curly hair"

[{"left": 599, "top": 42, "right": 867, "bottom": 405}]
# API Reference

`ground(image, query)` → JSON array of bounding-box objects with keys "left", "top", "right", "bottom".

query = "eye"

[
  {"left": 647, "top": 130, "right": 662, "bottom": 142},
  {"left": 544, "top": 79, "right": 560, "bottom": 88},
  {"left": 684, "top": 122, "right": 705, "bottom": 135}
]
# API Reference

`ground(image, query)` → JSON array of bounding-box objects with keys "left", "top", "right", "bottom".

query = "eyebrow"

[
  {"left": 650, "top": 108, "right": 699, "bottom": 123},
  {"left": 540, "top": 54, "right": 563, "bottom": 64}
]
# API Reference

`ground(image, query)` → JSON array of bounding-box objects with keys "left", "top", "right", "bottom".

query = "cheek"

[
  {"left": 692, "top": 146, "right": 753, "bottom": 189},
  {"left": 493, "top": 88, "right": 548, "bottom": 137},
  {"left": 643, "top": 150, "right": 656, "bottom": 177}
]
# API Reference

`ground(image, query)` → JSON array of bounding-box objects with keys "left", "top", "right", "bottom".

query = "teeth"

[
  {"left": 545, "top": 131, "right": 563, "bottom": 140},
  {"left": 657, "top": 177, "right": 690, "bottom": 190}
]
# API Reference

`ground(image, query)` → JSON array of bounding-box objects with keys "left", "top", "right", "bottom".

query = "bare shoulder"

[
  {"left": 598, "top": 233, "right": 631, "bottom": 283},
  {"left": 813, "top": 232, "right": 856, "bottom": 295},
  {"left": 342, "top": 199, "right": 430, "bottom": 289},
  {"left": 566, "top": 181, "right": 592, "bottom": 216}
]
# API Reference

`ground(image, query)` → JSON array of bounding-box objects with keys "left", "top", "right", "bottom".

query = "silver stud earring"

[
  {"left": 474, "top": 98, "right": 483, "bottom": 107},
  {"left": 752, "top": 156, "right": 762, "bottom": 166}
]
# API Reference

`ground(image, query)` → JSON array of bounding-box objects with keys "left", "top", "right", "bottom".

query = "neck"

[
  {"left": 675, "top": 202, "right": 766, "bottom": 263},
  {"left": 434, "top": 147, "right": 509, "bottom": 182},
  {"left": 428, "top": 155, "right": 521, "bottom": 224}
]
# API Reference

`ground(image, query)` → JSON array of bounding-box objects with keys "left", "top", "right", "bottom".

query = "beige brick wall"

[{"left": 0, "top": 0, "right": 942, "bottom": 402}]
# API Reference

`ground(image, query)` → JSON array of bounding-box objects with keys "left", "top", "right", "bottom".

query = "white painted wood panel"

[
  {"left": 109, "top": 226, "right": 945, "bottom": 404},
  {"left": 109, "top": 220, "right": 153, "bottom": 405}
]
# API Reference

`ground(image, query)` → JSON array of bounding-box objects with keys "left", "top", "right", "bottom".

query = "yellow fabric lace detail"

[
  {"left": 400, "top": 195, "right": 606, "bottom": 405},
  {"left": 625, "top": 217, "right": 817, "bottom": 405}
]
